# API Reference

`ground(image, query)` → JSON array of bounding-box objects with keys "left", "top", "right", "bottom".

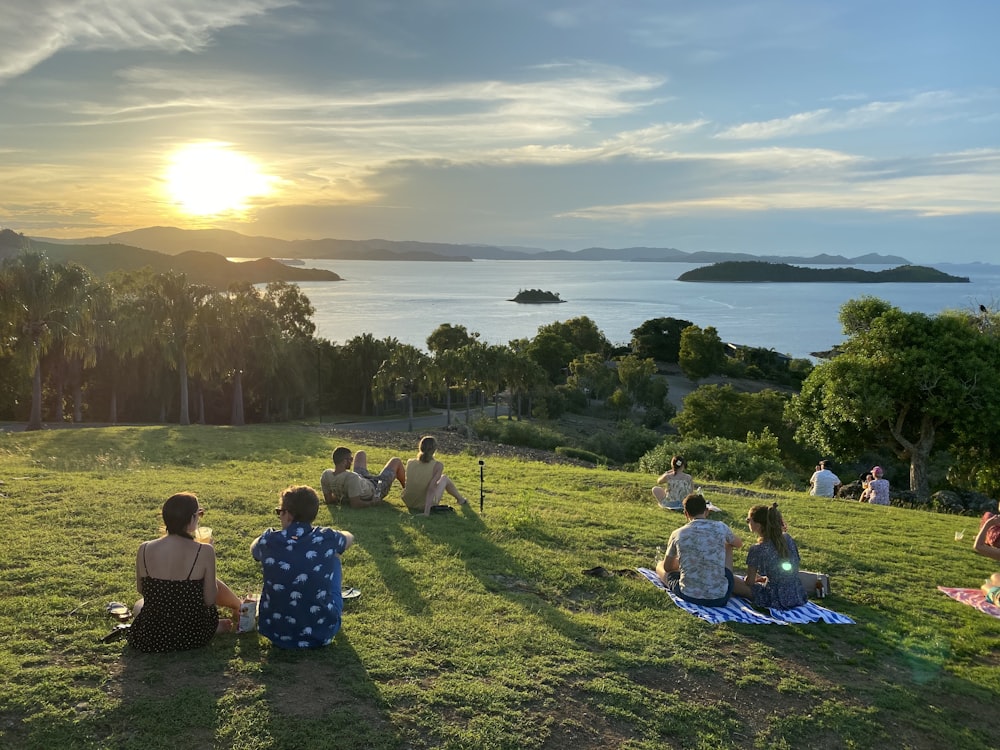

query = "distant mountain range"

[{"left": 32, "top": 226, "right": 911, "bottom": 265}]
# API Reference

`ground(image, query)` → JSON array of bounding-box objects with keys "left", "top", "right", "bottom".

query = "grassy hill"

[{"left": 0, "top": 425, "right": 995, "bottom": 749}]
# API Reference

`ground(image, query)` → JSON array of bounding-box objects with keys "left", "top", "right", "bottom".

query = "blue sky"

[{"left": 2, "top": 0, "right": 999, "bottom": 262}]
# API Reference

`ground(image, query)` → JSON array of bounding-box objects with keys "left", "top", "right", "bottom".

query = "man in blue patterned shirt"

[{"left": 251, "top": 485, "right": 354, "bottom": 648}]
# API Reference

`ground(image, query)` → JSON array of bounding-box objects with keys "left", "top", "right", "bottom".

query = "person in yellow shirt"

[{"left": 401, "top": 435, "right": 469, "bottom": 516}]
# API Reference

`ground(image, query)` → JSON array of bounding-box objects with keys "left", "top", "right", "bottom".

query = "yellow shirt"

[{"left": 401, "top": 459, "right": 438, "bottom": 510}]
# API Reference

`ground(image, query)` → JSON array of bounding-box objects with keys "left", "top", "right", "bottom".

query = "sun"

[{"left": 165, "top": 143, "right": 274, "bottom": 216}]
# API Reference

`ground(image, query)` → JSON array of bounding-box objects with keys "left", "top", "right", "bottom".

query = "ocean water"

[{"left": 288, "top": 260, "right": 1000, "bottom": 360}]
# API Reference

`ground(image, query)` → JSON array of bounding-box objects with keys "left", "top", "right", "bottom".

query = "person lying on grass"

[
  {"left": 400, "top": 435, "right": 469, "bottom": 516},
  {"left": 127, "top": 492, "right": 243, "bottom": 653},
  {"left": 656, "top": 492, "right": 741, "bottom": 607},
  {"left": 251, "top": 485, "right": 354, "bottom": 649},
  {"left": 974, "top": 511, "right": 1000, "bottom": 559},
  {"left": 731, "top": 503, "right": 808, "bottom": 609},
  {"left": 321, "top": 446, "right": 405, "bottom": 508}
]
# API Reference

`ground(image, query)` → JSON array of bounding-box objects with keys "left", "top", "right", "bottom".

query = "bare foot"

[{"left": 457, "top": 496, "right": 469, "bottom": 505}]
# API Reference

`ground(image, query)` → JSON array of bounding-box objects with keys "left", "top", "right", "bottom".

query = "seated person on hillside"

[
  {"left": 320, "top": 446, "right": 405, "bottom": 508},
  {"left": 400, "top": 435, "right": 469, "bottom": 516},
  {"left": 732, "top": 503, "right": 808, "bottom": 609},
  {"left": 251, "top": 485, "right": 354, "bottom": 649},
  {"left": 656, "top": 493, "right": 742, "bottom": 607},
  {"left": 861, "top": 466, "right": 890, "bottom": 505},
  {"left": 127, "top": 493, "right": 243, "bottom": 653},
  {"left": 974, "top": 513, "right": 1000, "bottom": 561},
  {"left": 808, "top": 460, "right": 842, "bottom": 498},
  {"left": 981, "top": 572, "right": 1000, "bottom": 607},
  {"left": 651, "top": 455, "right": 694, "bottom": 510}
]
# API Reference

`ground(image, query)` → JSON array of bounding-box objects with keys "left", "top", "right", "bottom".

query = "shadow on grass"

[{"left": 22, "top": 630, "right": 398, "bottom": 750}]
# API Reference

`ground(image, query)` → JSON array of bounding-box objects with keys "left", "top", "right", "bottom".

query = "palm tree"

[
  {"left": 143, "top": 272, "right": 212, "bottom": 425},
  {"left": 343, "top": 333, "right": 391, "bottom": 416},
  {"left": 374, "top": 344, "right": 429, "bottom": 431},
  {"left": 0, "top": 253, "right": 91, "bottom": 430}
]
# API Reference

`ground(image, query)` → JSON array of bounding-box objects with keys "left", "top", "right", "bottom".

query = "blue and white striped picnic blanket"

[{"left": 637, "top": 568, "right": 855, "bottom": 625}]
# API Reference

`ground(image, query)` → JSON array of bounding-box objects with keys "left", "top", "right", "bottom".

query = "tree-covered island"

[
  {"left": 510, "top": 289, "right": 565, "bottom": 303},
  {"left": 678, "top": 260, "right": 969, "bottom": 283}
]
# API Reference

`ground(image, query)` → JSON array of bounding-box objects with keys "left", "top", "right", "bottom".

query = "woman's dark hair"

[
  {"left": 671, "top": 455, "right": 686, "bottom": 470},
  {"left": 162, "top": 492, "right": 200, "bottom": 539},
  {"left": 749, "top": 502, "right": 788, "bottom": 557},
  {"left": 418, "top": 435, "right": 437, "bottom": 463}
]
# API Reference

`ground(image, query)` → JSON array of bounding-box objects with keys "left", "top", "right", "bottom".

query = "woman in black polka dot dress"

[{"left": 126, "top": 493, "right": 243, "bottom": 653}]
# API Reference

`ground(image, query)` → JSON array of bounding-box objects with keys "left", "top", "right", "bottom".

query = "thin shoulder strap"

[{"left": 187, "top": 544, "right": 203, "bottom": 579}]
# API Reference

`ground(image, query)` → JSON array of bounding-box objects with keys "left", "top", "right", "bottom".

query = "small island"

[
  {"left": 677, "top": 261, "right": 969, "bottom": 283},
  {"left": 510, "top": 289, "right": 565, "bottom": 304}
]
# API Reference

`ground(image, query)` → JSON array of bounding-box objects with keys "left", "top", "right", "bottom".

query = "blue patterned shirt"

[{"left": 252, "top": 522, "right": 349, "bottom": 649}]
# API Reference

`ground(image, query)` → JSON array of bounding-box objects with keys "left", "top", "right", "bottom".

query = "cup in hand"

[
  {"left": 954, "top": 530, "right": 965, "bottom": 542},
  {"left": 194, "top": 526, "right": 213, "bottom": 544}
]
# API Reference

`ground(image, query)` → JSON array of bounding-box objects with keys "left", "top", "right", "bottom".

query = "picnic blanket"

[
  {"left": 937, "top": 586, "right": 1000, "bottom": 618},
  {"left": 637, "top": 567, "right": 855, "bottom": 625}
]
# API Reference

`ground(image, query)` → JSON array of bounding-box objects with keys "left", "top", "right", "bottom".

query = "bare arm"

[
  {"left": 424, "top": 461, "right": 444, "bottom": 516},
  {"left": 134, "top": 543, "right": 146, "bottom": 596},
  {"left": 974, "top": 516, "right": 1000, "bottom": 561},
  {"left": 202, "top": 547, "right": 219, "bottom": 607},
  {"left": 339, "top": 530, "right": 355, "bottom": 552}
]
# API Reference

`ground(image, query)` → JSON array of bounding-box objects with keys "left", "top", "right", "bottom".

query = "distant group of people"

[
  {"left": 126, "top": 435, "right": 469, "bottom": 653},
  {"left": 807, "top": 460, "right": 891, "bottom": 505}
]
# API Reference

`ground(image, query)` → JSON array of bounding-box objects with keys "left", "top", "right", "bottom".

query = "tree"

[
  {"left": 427, "top": 323, "right": 475, "bottom": 354},
  {"left": 678, "top": 325, "right": 724, "bottom": 381},
  {"left": 373, "top": 344, "right": 429, "bottom": 431},
  {"left": 630, "top": 317, "right": 693, "bottom": 363},
  {"left": 615, "top": 354, "right": 657, "bottom": 404},
  {"left": 143, "top": 272, "right": 212, "bottom": 425},
  {"left": 342, "top": 334, "right": 390, "bottom": 416},
  {"left": 536, "top": 316, "right": 611, "bottom": 359},
  {"left": 567, "top": 352, "right": 616, "bottom": 400},
  {"left": 787, "top": 299, "right": 1000, "bottom": 497},
  {"left": 0, "top": 253, "right": 91, "bottom": 430}
]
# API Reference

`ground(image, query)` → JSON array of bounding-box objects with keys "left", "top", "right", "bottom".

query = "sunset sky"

[{"left": 2, "top": 0, "right": 998, "bottom": 263}]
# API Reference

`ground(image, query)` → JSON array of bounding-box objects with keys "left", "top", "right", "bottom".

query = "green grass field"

[{"left": 0, "top": 425, "right": 996, "bottom": 749}]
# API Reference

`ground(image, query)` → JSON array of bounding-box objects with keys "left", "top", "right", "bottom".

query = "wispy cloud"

[
  {"left": 716, "top": 91, "right": 966, "bottom": 140},
  {"left": 559, "top": 148, "right": 1000, "bottom": 221},
  {"left": 0, "top": 0, "right": 295, "bottom": 82}
]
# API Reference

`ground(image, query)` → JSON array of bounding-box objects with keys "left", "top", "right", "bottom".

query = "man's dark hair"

[
  {"left": 819, "top": 459, "right": 831, "bottom": 469},
  {"left": 281, "top": 485, "right": 320, "bottom": 523},
  {"left": 683, "top": 492, "right": 707, "bottom": 517},
  {"left": 332, "top": 446, "right": 351, "bottom": 466}
]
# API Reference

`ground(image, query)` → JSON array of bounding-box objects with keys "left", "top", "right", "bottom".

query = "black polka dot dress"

[{"left": 126, "top": 546, "right": 220, "bottom": 653}]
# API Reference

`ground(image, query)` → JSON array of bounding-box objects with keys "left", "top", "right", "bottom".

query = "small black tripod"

[{"left": 479, "top": 459, "right": 485, "bottom": 514}]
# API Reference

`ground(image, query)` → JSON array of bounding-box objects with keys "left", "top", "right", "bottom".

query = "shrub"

[
  {"left": 474, "top": 418, "right": 562, "bottom": 451},
  {"left": 555, "top": 446, "right": 606, "bottom": 464},
  {"left": 638, "top": 435, "right": 790, "bottom": 486}
]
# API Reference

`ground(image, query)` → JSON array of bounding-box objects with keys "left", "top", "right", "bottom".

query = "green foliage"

[
  {"left": 629, "top": 316, "right": 693, "bottom": 363},
  {"left": 554, "top": 445, "right": 606, "bottom": 464},
  {"left": 678, "top": 324, "right": 724, "bottom": 381},
  {"left": 473, "top": 417, "right": 563, "bottom": 450},
  {"left": 582, "top": 420, "right": 660, "bottom": 464},
  {"left": 788, "top": 299, "right": 1000, "bottom": 497},
  {"left": 638, "top": 435, "right": 796, "bottom": 486}
]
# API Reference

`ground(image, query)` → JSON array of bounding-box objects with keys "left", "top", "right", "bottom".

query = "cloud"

[
  {"left": 715, "top": 91, "right": 966, "bottom": 140},
  {"left": 0, "top": 0, "right": 295, "bottom": 82},
  {"left": 556, "top": 148, "right": 1000, "bottom": 222}
]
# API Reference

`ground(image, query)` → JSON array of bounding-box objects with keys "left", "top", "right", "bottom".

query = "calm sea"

[{"left": 284, "top": 260, "right": 1000, "bottom": 360}]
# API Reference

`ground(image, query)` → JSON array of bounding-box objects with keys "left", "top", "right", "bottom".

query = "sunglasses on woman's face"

[
  {"left": 194, "top": 508, "right": 205, "bottom": 518},
  {"left": 274, "top": 508, "right": 286, "bottom": 517}
]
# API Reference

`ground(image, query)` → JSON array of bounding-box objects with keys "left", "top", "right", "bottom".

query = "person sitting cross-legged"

[
  {"left": 251, "top": 485, "right": 354, "bottom": 649},
  {"left": 656, "top": 492, "right": 742, "bottom": 607}
]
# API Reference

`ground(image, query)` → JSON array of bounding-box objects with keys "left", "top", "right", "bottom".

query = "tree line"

[{"left": 5, "top": 235, "right": 996, "bottom": 500}]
